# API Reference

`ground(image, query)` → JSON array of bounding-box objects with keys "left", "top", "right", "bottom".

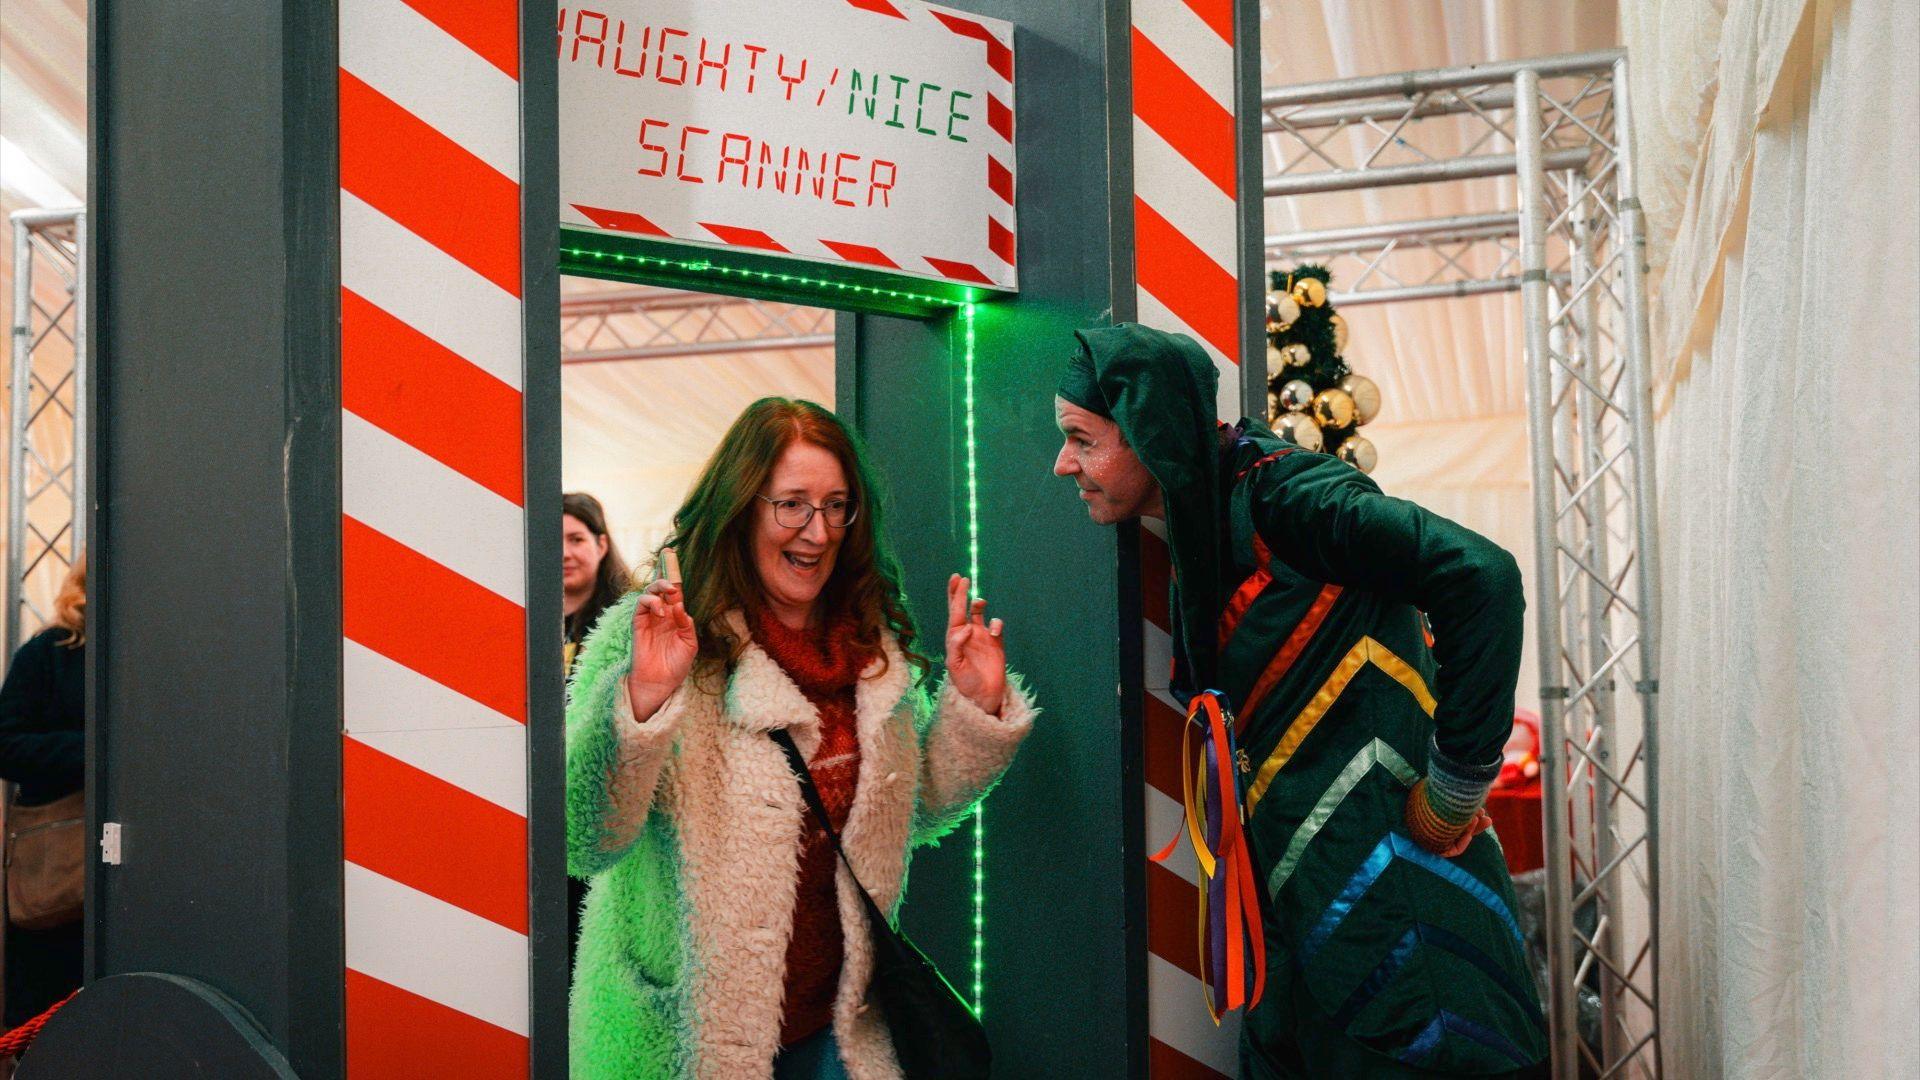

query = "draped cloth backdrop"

[{"left": 1622, "top": 0, "right": 1920, "bottom": 1076}]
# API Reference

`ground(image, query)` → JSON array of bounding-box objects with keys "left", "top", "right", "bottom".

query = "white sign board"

[{"left": 559, "top": 0, "right": 1018, "bottom": 292}]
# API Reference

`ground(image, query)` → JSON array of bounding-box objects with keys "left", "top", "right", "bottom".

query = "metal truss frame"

[
  {"left": 1261, "top": 51, "right": 1663, "bottom": 1079},
  {"left": 1262, "top": 50, "right": 1616, "bottom": 310},
  {"left": 6, "top": 207, "right": 86, "bottom": 661},
  {"left": 559, "top": 286, "right": 832, "bottom": 365}
]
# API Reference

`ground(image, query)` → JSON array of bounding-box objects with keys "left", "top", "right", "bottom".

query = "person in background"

[
  {"left": 564, "top": 492, "right": 631, "bottom": 675},
  {"left": 562, "top": 494, "right": 632, "bottom": 974},
  {"left": 0, "top": 556, "right": 86, "bottom": 1028}
]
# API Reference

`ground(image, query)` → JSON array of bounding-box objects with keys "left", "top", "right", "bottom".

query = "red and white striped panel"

[
  {"left": 1132, "top": 0, "right": 1241, "bottom": 422},
  {"left": 1140, "top": 522, "right": 1242, "bottom": 1078},
  {"left": 920, "top": 2, "right": 1017, "bottom": 285},
  {"left": 339, "top": 0, "right": 529, "bottom": 1075},
  {"left": 828, "top": 0, "right": 1017, "bottom": 288},
  {"left": 1132, "top": 0, "right": 1244, "bottom": 1075}
]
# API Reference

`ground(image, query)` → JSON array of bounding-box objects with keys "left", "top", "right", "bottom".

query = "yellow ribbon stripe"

[
  {"left": 1183, "top": 734, "right": 1217, "bottom": 879},
  {"left": 1245, "top": 637, "right": 1437, "bottom": 812}
]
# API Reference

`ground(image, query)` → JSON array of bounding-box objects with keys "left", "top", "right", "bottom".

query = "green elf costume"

[{"left": 1060, "top": 325, "right": 1547, "bottom": 1077}]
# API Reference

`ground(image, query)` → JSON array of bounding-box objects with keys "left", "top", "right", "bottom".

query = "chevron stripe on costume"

[
  {"left": 1246, "top": 636, "right": 1436, "bottom": 810},
  {"left": 1398, "top": 1010, "right": 1536, "bottom": 1070},
  {"left": 1300, "top": 833, "right": 1524, "bottom": 967},
  {"left": 1236, "top": 583, "right": 1343, "bottom": 722},
  {"left": 1266, "top": 738, "right": 1418, "bottom": 901},
  {"left": 1330, "top": 922, "right": 1543, "bottom": 1032}
]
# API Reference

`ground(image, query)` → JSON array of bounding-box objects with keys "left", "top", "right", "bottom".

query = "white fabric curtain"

[{"left": 1624, "top": 1, "right": 1920, "bottom": 1076}]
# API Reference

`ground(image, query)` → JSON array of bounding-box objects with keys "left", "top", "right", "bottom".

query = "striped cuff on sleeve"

[{"left": 1422, "top": 734, "right": 1502, "bottom": 826}]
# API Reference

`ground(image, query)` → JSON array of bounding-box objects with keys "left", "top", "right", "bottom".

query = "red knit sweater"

[{"left": 748, "top": 608, "right": 870, "bottom": 1048}]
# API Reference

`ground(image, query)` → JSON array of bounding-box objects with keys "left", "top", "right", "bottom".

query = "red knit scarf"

[{"left": 747, "top": 607, "right": 872, "bottom": 1047}]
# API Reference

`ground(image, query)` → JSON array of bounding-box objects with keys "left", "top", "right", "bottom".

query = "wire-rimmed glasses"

[{"left": 756, "top": 494, "right": 859, "bottom": 529}]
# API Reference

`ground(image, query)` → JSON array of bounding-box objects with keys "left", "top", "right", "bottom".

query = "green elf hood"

[{"left": 1063, "top": 323, "right": 1229, "bottom": 691}]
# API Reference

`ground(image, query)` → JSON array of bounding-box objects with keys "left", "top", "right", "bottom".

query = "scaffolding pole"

[
  {"left": 1264, "top": 146, "right": 1588, "bottom": 197},
  {"left": 1514, "top": 70, "right": 1580, "bottom": 1079},
  {"left": 7, "top": 207, "right": 86, "bottom": 661},
  {"left": 1265, "top": 85, "right": 1518, "bottom": 134},
  {"left": 1267, "top": 211, "right": 1519, "bottom": 257},
  {"left": 1261, "top": 49, "right": 1626, "bottom": 109},
  {"left": 1614, "top": 53, "right": 1665, "bottom": 1076}
]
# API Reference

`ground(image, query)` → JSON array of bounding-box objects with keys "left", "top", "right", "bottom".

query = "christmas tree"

[{"left": 1265, "top": 265, "right": 1382, "bottom": 473}]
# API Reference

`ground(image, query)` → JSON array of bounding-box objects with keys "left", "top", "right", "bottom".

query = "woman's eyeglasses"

[{"left": 757, "top": 494, "right": 858, "bottom": 529}]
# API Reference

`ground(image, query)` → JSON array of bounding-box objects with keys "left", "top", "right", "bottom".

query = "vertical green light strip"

[{"left": 962, "top": 301, "right": 984, "bottom": 1016}]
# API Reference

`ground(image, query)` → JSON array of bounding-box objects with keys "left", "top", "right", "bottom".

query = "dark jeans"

[
  {"left": 5, "top": 918, "right": 81, "bottom": 1028},
  {"left": 568, "top": 874, "right": 587, "bottom": 972},
  {"left": 773, "top": 1026, "right": 849, "bottom": 1080}
]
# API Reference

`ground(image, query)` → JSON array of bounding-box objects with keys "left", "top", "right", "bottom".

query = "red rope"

[{"left": 0, "top": 989, "right": 80, "bottom": 1058}]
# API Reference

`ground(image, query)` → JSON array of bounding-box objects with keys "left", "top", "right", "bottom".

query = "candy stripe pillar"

[
  {"left": 1130, "top": 0, "right": 1257, "bottom": 1074},
  {"left": 337, "top": 0, "right": 532, "bottom": 1073}
]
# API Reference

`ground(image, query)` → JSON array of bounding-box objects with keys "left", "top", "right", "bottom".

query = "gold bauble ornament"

[
  {"left": 1280, "top": 342, "right": 1313, "bottom": 368},
  {"left": 1275, "top": 412, "right": 1324, "bottom": 452},
  {"left": 1276, "top": 292, "right": 1301, "bottom": 328},
  {"left": 1265, "top": 292, "right": 1301, "bottom": 333},
  {"left": 1330, "top": 313, "right": 1349, "bottom": 352},
  {"left": 1291, "top": 277, "right": 1328, "bottom": 308},
  {"left": 1265, "top": 344, "right": 1288, "bottom": 379},
  {"left": 1276, "top": 378, "right": 1315, "bottom": 413},
  {"left": 1335, "top": 434, "right": 1378, "bottom": 474},
  {"left": 1339, "top": 373, "right": 1381, "bottom": 425},
  {"left": 1310, "top": 387, "right": 1357, "bottom": 430}
]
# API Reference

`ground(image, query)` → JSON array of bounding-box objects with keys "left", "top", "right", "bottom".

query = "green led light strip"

[
  {"left": 558, "top": 244, "right": 973, "bottom": 309},
  {"left": 962, "top": 301, "right": 984, "bottom": 1016}
]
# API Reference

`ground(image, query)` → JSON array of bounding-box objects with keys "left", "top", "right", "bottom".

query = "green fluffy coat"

[{"left": 566, "top": 596, "right": 1034, "bottom": 1080}]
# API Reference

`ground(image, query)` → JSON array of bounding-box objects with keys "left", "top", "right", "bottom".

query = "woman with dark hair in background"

[
  {"left": 0, "top": 556, "right": 87, "bottom": 1028},
  {"left": 563, "top": 494, "right": 632, "bottom": 973},
  {"left": 564, "top": 492, "right": 631, "bottom": 675}
]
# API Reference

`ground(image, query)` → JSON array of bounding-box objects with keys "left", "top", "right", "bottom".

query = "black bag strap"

[{"left": 769, "top": 728, "right": 891, "bottom": 926}]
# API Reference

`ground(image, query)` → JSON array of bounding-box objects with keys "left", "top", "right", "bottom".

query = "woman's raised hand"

[
  {"left": 944, "top": 573, "right": 1007, "bottom": 716},
  {"left": 625, "top": 580, "right": 698, "bottom": 721}
]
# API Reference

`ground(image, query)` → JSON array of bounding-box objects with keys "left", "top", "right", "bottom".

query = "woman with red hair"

[{"left": 566, "top": 399, "right": 1034, "bottom": 1079}]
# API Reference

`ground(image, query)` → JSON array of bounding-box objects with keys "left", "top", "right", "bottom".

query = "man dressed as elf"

[{"left": 1053, "top": 323, "right": 1547, "bottom": 1077}]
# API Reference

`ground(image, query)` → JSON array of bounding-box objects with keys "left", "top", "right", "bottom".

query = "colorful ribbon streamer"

[{"left": 1150, "top": 690, "right": 1267, "bottom": 1022}]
